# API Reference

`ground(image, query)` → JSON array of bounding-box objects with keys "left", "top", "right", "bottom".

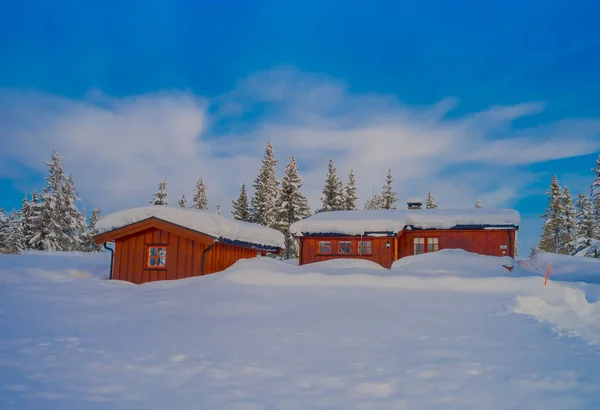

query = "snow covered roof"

[
  {"left": 96, "top": 206, "right": 285, "bottom": 249},
  {"left": 290, "top": 208, "right": 520, "bottom": 236}
]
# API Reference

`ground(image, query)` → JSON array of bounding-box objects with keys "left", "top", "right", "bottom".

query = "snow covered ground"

[{"left": 2, "top": 251, "right": 600, "bottom": 409}]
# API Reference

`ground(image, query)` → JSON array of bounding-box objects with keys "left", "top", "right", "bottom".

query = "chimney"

[{"left": 406, "top": 198, "right": 423, "bottom": 210}]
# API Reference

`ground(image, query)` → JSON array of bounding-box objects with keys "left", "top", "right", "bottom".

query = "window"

[
  {"left": 319, "top": 241, "right": 331, "bottom": 254},
  {"left": 413, "top": 238, "right": 425, "bottom": 255},
  {"left": 338, "top": 241, "right": 351, "bottom": 253},
  {"left": 427, "top": 237, "right": 439, "bottom": 252},
  {"left": 147, "top": 246, "right": 167, "bottom": 268},
  {"left": 358, "top": 241, "right": 372, "bottom": 254}
]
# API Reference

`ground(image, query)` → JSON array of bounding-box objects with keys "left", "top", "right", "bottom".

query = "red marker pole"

[{"left": 544, "top": 263, "right": 551, "bottom": 286}]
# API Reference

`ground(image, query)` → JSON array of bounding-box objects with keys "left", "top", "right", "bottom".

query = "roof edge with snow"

[
  {"left": 95, "top": 206, "right": 285, "bottom": 249},
  {"left": 290, "top": 208, "right": 520, "bottom": 237}
]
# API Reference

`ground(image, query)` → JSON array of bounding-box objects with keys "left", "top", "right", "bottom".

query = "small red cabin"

[
  {"left": 93, "top": 206, "right": 284, "bottom": 284},
  {"left": 290, "top": 204, "right": 520, "bottom": 269}
]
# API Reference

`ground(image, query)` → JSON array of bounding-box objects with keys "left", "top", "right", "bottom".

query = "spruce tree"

[
  {"left": 192, "top": 178, "right": 208, "bottom": 210},
  {"left": 475, "top": 200, "right": 483, "bottom": 208},
  {"left": 364, "top": 190, "right": 384, "bottom": 210},
  {"left": 57, "top": 175, "right": 88, "bottom": 250},
  {"left": 0, "top": 210, "right": 24, "bottom": 254},
  {"left": 251, "top": 142, "right": 280, "bottom": 226},
  {"left": 21, "top": 191, "right": 42, "bottom": 250},
  {"left": 539, "top": 175, "right": 565, "bottom": 253},
  {"left": 575, "top": 193, "right": 595, "bottom": 239},
  {"left": 319, "top": 158, "right": 345, "bottom": 212},
  {"left": 561, "top": 186, "right": 577, "bottom": 253},
  {"left": 29, "top": 193, "right": 62, "bottom": 251},
  {"left": 150, "top": 180, "right": 168, "bottom": 206},
  {"left": 344, "top": 169, "right": 358, "bottom": 210},
  {"left": 425, "top": 189, "right": 438, "bottom": 209},
  {"left": 232, "top": 183, "right": 251, "bottom": 221},
  {"left": 178, "top": 194, "right": 187, "bottom": 208},
  {"left": 87, "top": 207, "right": 102, "bottom": 252},
  {"left": 276, "top": 157, "right": 311, "bottom": 258},
  {"left": 592, "top": 155, "right": 600, "bottom": 238},
  {"left": 381, "top": 169, "right": 398, "bottom": 209}
]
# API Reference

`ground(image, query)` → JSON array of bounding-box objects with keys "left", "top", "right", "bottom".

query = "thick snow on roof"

[
  {"left": 290, "top": 208, "right": 520, "bottom": 236},
  {"left": 96, "top": 206, "right": 285, "bottom": 249}
]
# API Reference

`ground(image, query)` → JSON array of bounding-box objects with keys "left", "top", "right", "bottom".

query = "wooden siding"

[
  {"left": 298, "top": 229, "right": 516, "bottom": 269},
  {"left": 299, "top": 236, "right": 396, "bottom": 268},
  {"left": 398, "top": 229, "right": 515, "bottom": 259},
  {"left": 111, "top": 226, "right": 269, "bottom": 284}
]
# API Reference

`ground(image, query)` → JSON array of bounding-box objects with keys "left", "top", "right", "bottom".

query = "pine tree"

[
  {"left": 87, "top": 207, "right": 102, "bottom": 252},
  {"left": 232, "top": 183, "right": 251, "bottom": 221},
  {"left": 529, "top": 245, "right": 540, "bottom": 257},
  {"left": 150, "top": 180, "right": 168, "bottom": 206},
  {"left": 425, "top": 189, "right": 438, "bottom": 209},
  {"left": 251, "top": 143, "right": 280, "bottom": 226},
  {"left": 575, "top": 193, "right": 595, "bottom": 239},
  {"left": 0, "top": 208, "right": 7, "bottom": 253},
  {"left": 192, "top": 178, "right": 208, "bottom": 210},
  {"left": 276, "top": 157, "right": 311, "bottom": 258},
  {"left": 381, "top": 169, "right": 398, "bottom": 209},
  {"left": 561, "top": 186, "right": 577, "bottom": 253},
  {"left": 319, "top": 158, "right": 345, "bottom": 212},
  {"left": 364, "top": 190, "right": 385, "bottom": 210},
  {"left": 539, "top": 175, "right": 565, "bottom": 253},
  {"left": 21, "top": 191, "right": 41, "bottom": 250},
  {"left": 592, "top": 155, "right": 600, "bottom": 238},
  {"left": 475, "top": 200, "right": 483, "bottom": 208},
  {"left": 29, "top": 193, "right": 62, "bottom": 251},
  {"left": 344, "top": 169, "right": 358, "bottom": 210},
  {"left": 0, "top": 210, "right": 24, "bottom": 254},
  {"left": 178, "top": 194, "right": 187, "bottom": 208},
  {"left": 57, "top": 175, "right": 89, "bottom": 250}
]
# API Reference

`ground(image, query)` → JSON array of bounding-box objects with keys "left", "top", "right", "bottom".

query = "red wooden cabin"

[
  {"left": 93, "top": 206, "right": 284, "bottom": 284},
  {"left": 291, "top": 202, "right": 520, "bottom": 269}
]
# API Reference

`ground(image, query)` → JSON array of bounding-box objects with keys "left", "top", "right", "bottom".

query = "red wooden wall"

[
  {"left": 111, "top": 227, "right": 266, "bottom": 284},
  {"left": 299, "top": 236, "right": 396, "bottom": 268},
  {"left": 298, "top": 229, "right": 516, "bottom": 269},
  {"left": 397, "top": 229, "right": 515, "bottom": 259}
]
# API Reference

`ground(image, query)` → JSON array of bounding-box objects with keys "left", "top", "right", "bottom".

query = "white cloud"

[{"left": 1, "top": 68, "right": 599, "bottom": 218}]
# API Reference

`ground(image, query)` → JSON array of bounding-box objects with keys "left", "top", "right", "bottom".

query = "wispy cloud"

[{"left": 1, "top": 68, "right": 599, "bottom": 215}]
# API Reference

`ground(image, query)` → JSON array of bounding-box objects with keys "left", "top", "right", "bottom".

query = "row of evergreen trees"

[
  {"left": 149, "top": 143, "right": 481, "bottom": 258},
  {"left": 537, "top": 156, "right": 600, "bottom": 255},
  {"left": 0, "top": 152, "right": 101, "bottom": 254}
]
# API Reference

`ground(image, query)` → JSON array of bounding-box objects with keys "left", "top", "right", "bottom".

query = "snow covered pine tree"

[
  {"left": 319, "top": 158, "right": 345, "bottom": 212},
  {"left": 561, "top": 186, "right": 577, "bottom": 253},
  {"left": 575, "top": 193, "right": 595, "bottom": 239},
  {"left": 425, "top": 189, "right": 438, "bottom": 209},
  {"left": 539, "top": 175, "right": 567, "bottom": 254},
  {"left": 475, "top": 200, "right": 483, "bottom": 208},
  {"left": 232, "top": 184, "right": 251, "bottom": 222},
  {"left": 251, "top": 143, "right": 280, "bottom": 227},
  {"left": 178, "top": 195, "right": 187, "bottom": 208},
  {"left": 344, "top": 169, "right": 358, "bottom": 210},
  {"left": 192, "top": 178, "right": 208, "bottom": 210},
  {"left": 276, "top": 157, "right": 311, "bottom": 258},
  {"left": 150, "top": 180, "right": 169, "bottom": 206},
  {"left": 591, "top": 155, "right": 600, "bottom": 238},
  {"left": 381, "top": 169, "right": 399, "bottom": 210}
]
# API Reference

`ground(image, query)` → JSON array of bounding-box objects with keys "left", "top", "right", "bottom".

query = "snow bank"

[
  {"left": 0, "top": 251, "right": 111, "bottom": 283},
  {"left": 519, "top": 252, "right": 600, "bottom": 284},
  {"left": 96, "top": 206, "right": 285, "bottom": 249},
  {"left": 391, "top": 249, "right": 521, "bottom": 278},
  {"left": 290, "top": 208, "right": 520, "bottom": 236}
]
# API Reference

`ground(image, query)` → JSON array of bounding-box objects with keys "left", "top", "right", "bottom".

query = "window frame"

[
  {"left": 427, "top": 237, "right": 439, "bottom": 252},
  {"left": 146, "top": 244, "right": 168, "bottom": 269},
  {"left": 413, "top": 237, "right": 425, "bottom": 255},
  {"left": 318, "top": 241, "right": 332, "bottom": 254},
  {"left": 358, "top": 240, "right": 372, "bottom": 254},
  {"left": 338, "top": 241, "right": 352, "bottom": 254}
]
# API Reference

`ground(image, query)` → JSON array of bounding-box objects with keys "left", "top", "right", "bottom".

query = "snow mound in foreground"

[
  {"left": 391, "top": 249, "right": 520, "bottom": 277},
  {"left": 0, "top": 251, "right": 111, "bottom": 284},
  {"left": 519, "top": 252, "right": 600, "bottom": 284},
  {"left": 305, "top": 258, "right": 386, "bottom": 271}
]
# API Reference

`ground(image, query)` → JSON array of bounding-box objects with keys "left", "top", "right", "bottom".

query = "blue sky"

[{"left": 1, "top": 0, "right": 600, "bottom": 253}]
